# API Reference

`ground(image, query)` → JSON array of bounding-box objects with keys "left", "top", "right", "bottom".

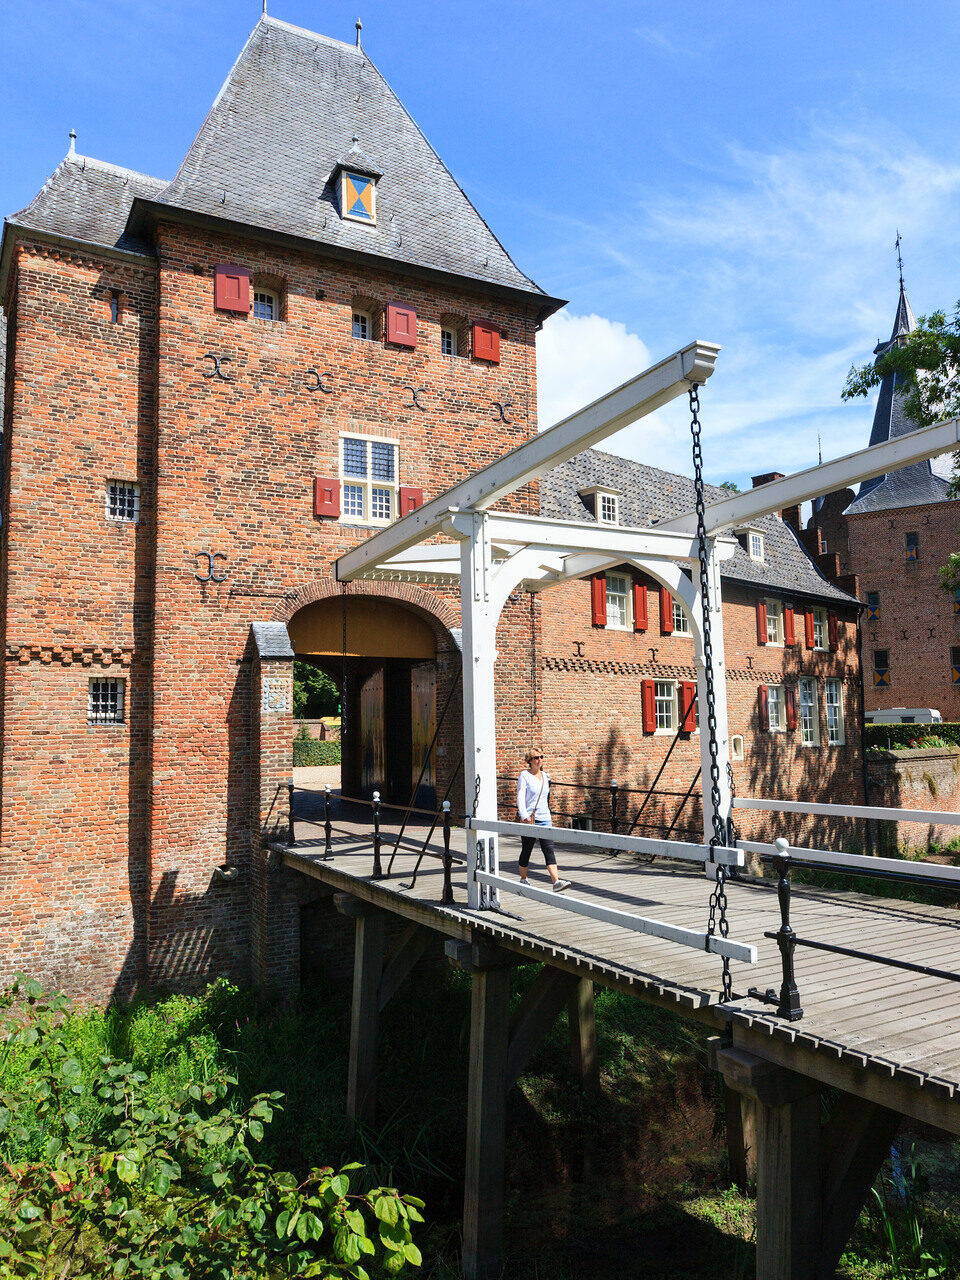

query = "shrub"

[
  {"left": 865, "top": 723, "right": 960, "bottom": 751},
  {"left": 294, "top": 733, "right": 341, "bottom": 767}
]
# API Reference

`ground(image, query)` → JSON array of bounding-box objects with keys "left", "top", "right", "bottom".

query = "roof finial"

[
  {"left": 355, "top": 18, "right": 362, "bottom": 47},
  {"left": 262, "top": 0, "right": 267, "bottom": 13},
  {"left": 895, "top": 228, "right": 905, "bottom": 292},
  {"left": 68, "top": 128, "right": 77, "bottom": 157}
]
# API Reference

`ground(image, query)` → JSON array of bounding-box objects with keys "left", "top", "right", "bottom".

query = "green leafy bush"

[
  {"left": 865, "top": 723, "right": 960, "bottom": 751},
  {"left": 293, "top": 730, "right": 341, "bottom": 767},
  {"left": 0, "top": 977, "right": 422, "bottom": 1279}
]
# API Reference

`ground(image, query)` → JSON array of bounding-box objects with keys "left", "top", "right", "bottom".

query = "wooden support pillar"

[
  {"left": 567, "top": 977, "right": 599, "bottom": 1095},
  {"left": 724, "top": 1083, "right": 757, "bottom": 1190},
  {"left": 462, "top": 962, "right": 511, "bottom": 1280},
  {"left": 337, "top": 894, "right": 385, "bottom": 1129}
]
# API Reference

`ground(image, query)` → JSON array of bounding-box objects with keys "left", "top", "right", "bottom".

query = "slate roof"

[
  {"left": 7, "top": 153, "right": 166, "bottom": 255},
  {"left": 846, "top": 281, "right": 954, "bottom": 516},
  {"left": 543, "top": 449, "right": 858, "bottom": 605}
]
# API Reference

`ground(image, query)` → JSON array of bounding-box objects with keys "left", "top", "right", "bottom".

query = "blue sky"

[{"left": 4, "top": 0, "right": 960, "bottom": 489}]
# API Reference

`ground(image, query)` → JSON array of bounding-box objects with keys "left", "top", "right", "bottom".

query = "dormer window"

[
  {"left": 334, "top": 139, "right": 383, "bottom": 228},
  {"left": 749, "top": 532, "right": 764, "bottom": 560},
  {"left": 578, "top": 485, "right": 621, "bottom": 525}
]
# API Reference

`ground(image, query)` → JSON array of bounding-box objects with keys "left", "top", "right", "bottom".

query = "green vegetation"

[
  {"left": 294, "top": 722, "right": 341, "bottom": 767},
  {"left": 293, "top": 661, "right": 340, "bottom": 720},
  {"left": 1, "top": 970, "right": 958, "bottom": 1278},
  {"left": 865, "top": 722, "right": 960, "bottom": 751}
]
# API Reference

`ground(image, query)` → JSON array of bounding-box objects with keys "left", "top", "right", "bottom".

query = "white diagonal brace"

[
  {"left": 657, "top": 415, "right": 960, "bottom": 536},
  {"left": 335, "top": 340, "right": 720, "bottom": 580}
]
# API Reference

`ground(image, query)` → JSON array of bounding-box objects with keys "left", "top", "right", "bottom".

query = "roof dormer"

[
  {"left": 578, "top": 485, "right": 621, "bottom": 526},
  {"left": 334, "top": 138, "right": 383, "bottom": 226}
]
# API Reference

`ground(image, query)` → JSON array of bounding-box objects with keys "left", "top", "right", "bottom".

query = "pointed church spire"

[{"left": 874, "top": 237, "right": 916, "bottom": 355}]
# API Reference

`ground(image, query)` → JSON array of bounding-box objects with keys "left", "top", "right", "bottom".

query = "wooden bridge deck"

[{"left": 277, "top": 808, "right": 960, "bottom": 1131}]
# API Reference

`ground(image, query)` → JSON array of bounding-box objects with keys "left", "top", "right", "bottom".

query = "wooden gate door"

[
  {"left": 359, "top": 665, "right": 385, "bottom": 796},
  {"left": 410, "top": 661, "right": 437, "bottom": 810}
]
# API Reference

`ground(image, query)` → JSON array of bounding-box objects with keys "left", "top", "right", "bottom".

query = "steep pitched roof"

[
  {"left": 542, "top": 449, "right": 857, "bottom": 605},
  {"left": 846, "top": 281, "right": 953, "bottom": 515},
  {"left": 145, "top": 16, "right": 553, "bottom": 302}
]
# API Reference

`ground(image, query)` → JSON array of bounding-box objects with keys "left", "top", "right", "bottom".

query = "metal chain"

[
  {"left": 689, "top": 384, "right": 733, "bottom": 1002},
  {"left": 472, "top": 773, "right": 487, "bottom": 909}
]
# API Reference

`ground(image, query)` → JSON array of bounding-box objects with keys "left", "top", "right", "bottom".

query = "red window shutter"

[
  {"left": 633, "top": 579, "right": 647, "bottom": 631},
  {"left": 472, "top": 321, "right": 500, "bottom": 363},
  {"left": 756, "top": 599, "right": 768, "bottom": 645},
  {"left": 590, "top": 574, "right": 607, "bottom": 627},
  {"left": 680, "top": 680, "right": 697, "bottom": 732},
  {"left": 659, "top": 586, "right": 674, "bottom": 635},
  {"left": 314, "top": 477, "right": 340, "bottom": 518},
  {"left": 804, "top": 609, "right": 815, "bottom": 649},
  {"left": 828, "top": 612, "right": 839, "bottom": 652},
  {"left": 784, "top": 605, "right": 796, "bottom": 647},
  {"left": 641, "top": 679, "right": 656, "bottom": 733},
  {"left": 399, "top": 486, "right": 423, "bottom": 517},
  {"left": 758, "top": 684, "right": 769, "bottom": 731},
  {"left": 386, "top": 302, "right": 417, "bottom": 348},
  {"left": 214, "top": 264, "right": 251, "bottom": 313},
  {"left": 785, "top": 687, "right": 798, "bottom": 731}
]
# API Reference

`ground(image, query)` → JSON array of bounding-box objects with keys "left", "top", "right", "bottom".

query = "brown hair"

[{"left": 524, "top": 748, "right": 543, "bottom": 765}]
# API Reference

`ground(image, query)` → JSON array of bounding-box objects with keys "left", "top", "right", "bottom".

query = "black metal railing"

[
  {"left": 749, "top": 837, "right": 960, "bottom": 1022},
  {"left": 496, "top": 773, "right": 701, "bottom": 842}
]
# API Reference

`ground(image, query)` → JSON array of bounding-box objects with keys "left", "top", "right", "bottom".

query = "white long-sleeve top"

[{"left": 517, "top": 769, "right": 551, "bottom": 822}]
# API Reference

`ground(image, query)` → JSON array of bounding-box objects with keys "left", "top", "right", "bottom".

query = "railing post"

[
  {"left": 372, "top": 790, "right": 384, "bottom": 879},
  {"left": 773, "top": 837, "right": 803, "bottom": 1021},
  {"left": 610, "top": 780, "right": 620, "bottom": 835},
  {"left": 441, "top": 801, "right": 454, "bottom": 905},
  {"left": 323, "top": 784, "right": 333, "bottom": 860},
  {"left": 287, "top": 778, "right": 296, "bottom": 847}
]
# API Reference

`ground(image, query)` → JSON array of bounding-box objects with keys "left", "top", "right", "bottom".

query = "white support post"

[
  {"left": 460, "top": 513, "right": 500, "bottom": 910},
  {"left": 695, "top": 540, "right": 732, "bottom": 860}
]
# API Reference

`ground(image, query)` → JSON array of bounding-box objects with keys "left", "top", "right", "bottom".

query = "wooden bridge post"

[
  {"left": 337, "top": 894, "right": 385, "bottom": 1128},
  {"left": 568, "top": 977, "right": 599, "bottom": 1095}
]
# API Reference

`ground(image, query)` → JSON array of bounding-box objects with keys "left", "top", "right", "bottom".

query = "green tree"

[
  {"left": 293, "top": 661, "right": 339, "bottom": 719},
  {"left": 843, "top": 304, "right": 960, "bottom": 591},
  {"left": 718, "top": 480, "right": 740, "bottom": 492}
]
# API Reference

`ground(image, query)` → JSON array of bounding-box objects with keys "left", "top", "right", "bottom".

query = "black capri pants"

[{"left": 519, "top": 820, "right": 557, "bottom": 868}]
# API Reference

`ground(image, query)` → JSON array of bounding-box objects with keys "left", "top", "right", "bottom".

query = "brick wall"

[
  {"left": 848, "top": 502, "right": 960, "bottom": 720},
  {"left": 866, "top": 746, "right": 960, "bottom": 851}
]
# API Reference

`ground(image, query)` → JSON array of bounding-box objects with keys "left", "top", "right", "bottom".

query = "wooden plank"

[
  {"left": 755, "top": 1088, "right": 821, "bottom": 1280},
  {"left": 735, "top": 796, "right": 960, "bottom": 827},
  {"left": 505, "top": 966, "right": 576, "bottom": 1090},
  {"left": 379, "top": 925, "right": 432, "bottom": 1012},
  {"left": 819, "top": 1098, "right": 901, "bottom": 1278},
  {"left": 347, "top": 911, "right": 384, "bottom": 1127},
  {"left": 466, "top": 815, "right": 744, "bottom": 866},
  {"left": 568, "top": 978, "right": 600, "bottom": 1095}
]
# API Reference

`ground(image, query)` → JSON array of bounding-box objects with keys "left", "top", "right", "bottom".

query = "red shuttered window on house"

[
  {"left": 633, "top": 579, "right": 648, "bottom": 631},
  {"left": 472, "top": 322, "right": 500, "bottom": 363},
  {"left": 398, "top": 486, "right": 423, "bottom": 517},
  {"left": 785, "top": 687, "right": 798, "bottom": 731},
  {"left": 784, "top": 605, "right": 796, "bottom": 647},
  {"left": 756, "top": 599, "right": 767, "bottom": 645},
  {"left": 659, "top": 586, "right": 674, "bottom": 635},
  {"left": 758, "top": 683, "right": 769, "bottom": 730},
  {"left": 386, "top": 302, "right": 417, "bottom": 348},
  {"left": 680, "top": 680, "right": 697, "bottom": 732},
  {"left": 641, "top": 679, "right": 656, "bottom": 733},
  {"left": 314, "top": 477, "right": 340, "bottom": 518},
  {"left": 804, "top": 609, "right": 816, "bottom": 649},
  {"left": 828, "top": 612, "right": 839, "bottom": 652},
  {"left": 590, "top": 574, "right": 607, "bottom": 627},
  {"left": 214, "top": 264, "right": 251, "bottom": 313}
]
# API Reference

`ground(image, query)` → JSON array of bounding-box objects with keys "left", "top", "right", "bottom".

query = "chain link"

[
  {"left": 689, "top": 384, "right": 733, "bottom": 1002},
  {"left": 472, "top": 773, "right": 487, "bottom": 909}
]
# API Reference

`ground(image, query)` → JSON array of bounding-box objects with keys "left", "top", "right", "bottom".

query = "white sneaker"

[{"left": 552, "top": 879, "right": 571, "bottom": 893}]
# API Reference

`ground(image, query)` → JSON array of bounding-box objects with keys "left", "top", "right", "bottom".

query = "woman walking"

[{"left": 516, "top": 749, "right": 570, "bottom": 892}]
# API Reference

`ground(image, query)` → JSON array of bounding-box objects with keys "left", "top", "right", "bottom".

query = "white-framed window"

[
  {"left": 768, "top": 683, "right": 784, "bottom": 731},
  {"left": 765, "top": 598, "right": 783, "bottom": 646},
  {"left": 672, "top": 600, "right": 691, "bottom": 635},
  {"left": 88, "top": 678, "right": 125, "bottom": 725},
  {"left": 731, "top": 734, "right": 745, "bottom": 762},
  {"left": 352, "top": 310, "right": 372, "bottom": 340},
  {"left": 749, "top": 532, "right": 765, "bottom": 561},
  {"left": 799, "top": 678, "right": 819, "bottom": 747},
  {"left": 599, "top": 493, "right": 619, "bottom": 525},
  {"left": 813, "top": 608, "right": 827, "bottom": 650},
  {"left": 605, "top": 572, "right": 632, "bottom": 630},
  {"left": 106, "top": 480, "right": 140, "bottom": 523},
  {"left": 253, "top": 289, "right": 278, "bottom": 321},
  {"left": 655, "top": 680, "right": 676, "bottom": 732},
  {"left": 339, "top": 434, "right": 399, "bottom": 526},
  {"left": 825, "top": 678, "right": 845, "bottom": 746},
  {"left": 441, "top": 327, "right": 458, "bottom": 356}
]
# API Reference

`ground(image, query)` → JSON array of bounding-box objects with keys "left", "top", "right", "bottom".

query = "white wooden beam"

[
  {"left": 336, "top": 339, "right": 721, "bottom": 581},
  {"left": 657, "top": 415, "right": 960, "bottom": 536}
]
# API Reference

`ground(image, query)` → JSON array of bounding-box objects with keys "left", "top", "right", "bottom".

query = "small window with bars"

[
  {"left": 339, "top": 435, "right": 399, "bottom": 526},
  {"left": 825, "top": 678, "right": 844, "bottom": 745},
  {"left": 598, "top": 493, "right": 619, "bottom": 525},
  {"left": 253, "top": 289, "right": 278, "bottom": 321},
  {"left": 441, "top": 327, "right": 458, "bottom": 356},
  {"left": 768, "top": 683, "right": 784, "bottom": 731},
  {"left": 749, "top": 532, "right": 764, "bottom": 561},
  {"left": 654, "top": 681, "right": 676, "bottom": 731},
  {"left": 866, "top": 591, "right": 880, "bottom": 622},
  {"left": 88, "top": 678, "right": 125, "bottom": 725},
  {"left": 799, "top": 677, "right": 819, "bottom": 746},
  {"left": 672, "top": 600, "right": 691, "bottom": 635},
  {"left": 906, "top": 531, "right": 920, "bottom": 561},
  {"left": 952, "top": 647, "right": 960, "bottom": 685},
  {"left": 813, "top": 607, "right": 827, "bottom": 650},
  {"left": 106, "top": 480, "right": 140, "bottom": 523},
  {"left": 605, "top": 572, "right": 632, "bottom": 629},
  {"left": 352, "top": 310, "right": 372, "bottom": 340},
  {"left": 873, "top": 649, "right": 890, "bottom": 688}
]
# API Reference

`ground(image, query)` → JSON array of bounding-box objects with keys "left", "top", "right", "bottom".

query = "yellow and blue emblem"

[{"left": 343, "top": 171, "right": 374, "bottom": 223}]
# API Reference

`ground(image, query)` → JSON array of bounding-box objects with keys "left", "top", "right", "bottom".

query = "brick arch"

[{"left": 273, "top": 575, "right": 460, "bottom": 651}]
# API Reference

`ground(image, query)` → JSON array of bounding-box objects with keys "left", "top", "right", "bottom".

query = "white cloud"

[{"left": 536, "top": 311, "right": 652, "bottom": 430}]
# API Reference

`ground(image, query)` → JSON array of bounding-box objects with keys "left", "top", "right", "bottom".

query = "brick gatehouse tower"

[{"left": 0, "top": 14, "right": 563, "bottom": 999}]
